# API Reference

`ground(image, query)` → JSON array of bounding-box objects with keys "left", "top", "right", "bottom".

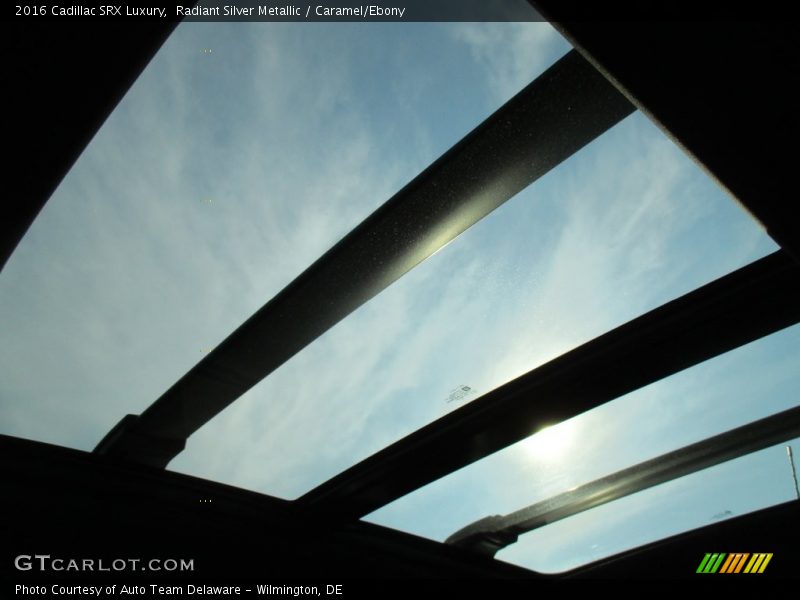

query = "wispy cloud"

[
  {"left": 447, "top": 22, "right": 569, "bottom": 103},
  {"left": 1, "top": 23, "right": 409, "bottom": 448},
  {"left": 0, "top": 22, "right": 564, "bottom": 464},
  {"left": 361, "top": 112, "right": 783, "bottom": 545},
  {"left": 175, "top": 111, "right": 776, "bottom": 502}
]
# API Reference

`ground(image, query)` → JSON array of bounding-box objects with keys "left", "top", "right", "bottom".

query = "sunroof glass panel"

[
  {"left": 365, "top": 324, "right": 800, "bottom": 572},
  {"left": 0, "top": 22, "right": 568, "bottom": 450},
  {"left": 170, "top": 107, "right": 777, "bottom": 499}
]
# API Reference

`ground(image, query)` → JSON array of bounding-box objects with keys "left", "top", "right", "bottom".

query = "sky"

[{"left": 2, "top": 20, "right": 798, "bottom": 573}]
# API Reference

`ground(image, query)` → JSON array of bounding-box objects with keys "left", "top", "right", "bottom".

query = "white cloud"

[{"left": 447, "top": 22, "right": 570, "bottom": 103}]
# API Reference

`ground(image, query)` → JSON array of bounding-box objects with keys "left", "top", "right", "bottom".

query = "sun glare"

[{"left": 521, "top": 421, "right": 576, "bottom": 462}]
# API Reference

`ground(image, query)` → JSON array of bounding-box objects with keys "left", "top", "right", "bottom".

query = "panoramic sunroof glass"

[
  {"left": 366, "top": 324, "right": 800, "bottom": 572},
  {"left": 0, "top": 22, "right": 567, "bottom": 449},
  {"left": 170, "top": 103, "right": 777, "bottom": 498}
]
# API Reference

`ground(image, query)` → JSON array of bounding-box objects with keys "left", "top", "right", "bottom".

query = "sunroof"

[
  {"left": 365, "top": 323, "right": 800, "bottom": 572},
  {"left": 168, "top": 103, "right": 777, "bottom": 498},
  {"left": 0, "top": 22, "right": 568, "bottom": 450},
  {"left": 7, "top": 13, "right": 800, "bottom": 583}
]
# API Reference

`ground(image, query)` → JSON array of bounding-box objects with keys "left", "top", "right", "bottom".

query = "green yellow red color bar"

[{"left": 697, "top": 553, "right": 773, "bottom": 574}]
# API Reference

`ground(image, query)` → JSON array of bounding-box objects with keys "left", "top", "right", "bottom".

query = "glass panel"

[
  {"left": 0, "top": 23, "right": 568, "bottom": 449},
  {"left": 170, "top": 106, "right": 777, "bottom": 498},
  {"left": 366, "top": 324, "right": 800, "bottom": 572}
]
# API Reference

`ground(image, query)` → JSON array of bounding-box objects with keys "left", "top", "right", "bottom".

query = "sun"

[{"left": 520, "top": 421, "right": 576, "bottom": 462}]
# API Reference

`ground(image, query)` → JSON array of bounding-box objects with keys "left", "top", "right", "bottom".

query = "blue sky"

[{"left": 2, "top": 21, "right": 798, "bottom": 573}]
